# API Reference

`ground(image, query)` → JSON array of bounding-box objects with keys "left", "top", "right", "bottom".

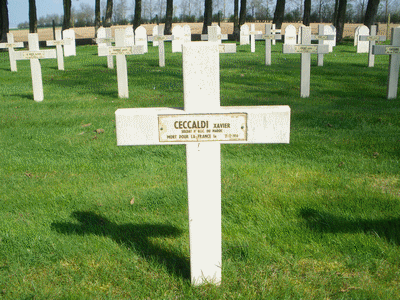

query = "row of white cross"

[{"left": 1, "top": 26, "right": 399, "bottom": 101}]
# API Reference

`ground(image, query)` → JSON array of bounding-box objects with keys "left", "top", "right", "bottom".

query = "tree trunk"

[
  {"left": 29, "top": 0, "right": 37, "bottom": 33},
  {"left": 62, "top": 0, "right": 72, "bottom": 30},
  {"left": 239, "top": 0, "right": 246, "bottom": 27},
  {"left": 164, "top": 0, "right": 173, "bottom": 35},
  {"left": 273, "top": 0, "right": 285, "bottom": 29},
  {"left": 202, "top": 0, "right": 212, "bottom": 34},
  {"left": 95, "top": 0, "right": 101, "bottom": 37},
  {"left": 334, "top": 0, "right": 347, "bottom": 42},
  {"left": 303, "top": 0, "right": 311, "bottom": 26},
  {"left": 233, "top": 0, "right": 239, "bottom": 40},
  {"left": 133, "top": 0, "right": 142, "bottom": 30},
  {"left": 364, "top": 0, "right": 380, "bottom": 28},
  {"left": 0, "top": 0, "right": 9, "bottom": 42},
  {"left": 105, "top": 0, "right": 113, "bottom": 27}
]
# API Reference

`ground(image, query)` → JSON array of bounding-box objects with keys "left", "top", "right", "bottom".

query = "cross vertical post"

[
  {"left": 372, "top": 27, "right": 400, "bottom": 99},
  {"left": 359, "top": 25, "right": 386, "bottom": 67},
  {"left": 311, "top": 24, "right": 335, "bottom": 67},
  {"left": 46, "top": 30, "right": 71, "bottom": 70},
  {"left": 0, "top": 33, "right": 24, "bottom": 72},
  {"left": 255, "top": 24, "right": 282, "bottom": 65}
]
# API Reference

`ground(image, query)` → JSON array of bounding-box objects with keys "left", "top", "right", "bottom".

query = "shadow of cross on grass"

[
  {"left": 51, "top": 211, "right": 190, "bottom": 279},
  {"left": 300, "top": 208, "right": 400, "bottom": 245}
]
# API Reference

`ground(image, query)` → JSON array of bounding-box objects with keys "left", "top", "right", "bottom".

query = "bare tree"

[
  {"left": 233, "top": 0, "right": 239, "bottom": 40},
  {"left": 105, "top": 0, "right": 113, "bottom": 26},
  {"left": 364, "top": 0, "right": 381, "bottom": 28},
  {"left": 63, "top": 0, "right": 72, "bottom": 30},
  {"left": 29, "top": 0, "right": 37, "bottom": 33},
  {"left": 273, "top": 0, "right": 285, "bottom": 29},
  {"left": 95, "top": 0, "right": 101, "bottom": 36},
  {"left": 334, "top": 0, "right": 347, "bottom": 42},
  {"left": 165, "top": 0, "right": 173, "bottom": 34},
  {"left": 0, "top": 0, "right": 9, "bottom": 42}
]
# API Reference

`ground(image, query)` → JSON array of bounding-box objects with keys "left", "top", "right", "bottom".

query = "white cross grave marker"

[
  {"left": 311, "top": 24, "right": 335, "bottom": 66},
  {"left": 254, "top": 24, "right": 282, "bottom": 65},
  {"left": 249, "top": 24, "right": 262, "bottom": 53},
  {"left": 207, "top": 26, "right": 236, "bottom": 53},
  {"left": 201, "top": 25, "right": 228, "bottom": 44},
  {"left": 115, "top": 42, "right": 291, "bottom": 285},
  {"left": 98, "top": 29, "right": 144, "bottom": 98},
  {"left": 96, "top": 27, "right": 115, "bottom": 69},
  {"left": 0, "top": 33, "right": 24, "bottom": 72},
  {"left": 283, "top": 26, "right": 329, "bottom": 97},
  {"left": 172, "top": 25, "right": 184, "bottom": 53},
  {"left": 183, "top": 25, "right": 191, "bottom": 43},
  {"left": 271, "top": 24, "right": 281, "bottom": 45},
  {"left": 46, "top": 29, "right": 71, "bottom": 70},
  {"left": 359, "top": 25, "right": 386, "bottom": 67},
  {"left": 372, "top": 27, "right": 400, "bottom": 99},
  {"left": 14, "top": 34, "right": 56, "bottom": 102},
  {"left": 125, "top": 27, "right": 135, "bottom": 46},
  {"left": 148, "top": 25, "right": 173, "bottom": 67},
  {"left": 152, "top": 25, "right": 159, "bottom": 47}
]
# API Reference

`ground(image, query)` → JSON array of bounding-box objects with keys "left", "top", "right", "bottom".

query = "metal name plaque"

[
  {"left": 262, "top": 34, "right": 275, "bottom": 39},
  {"left": 314, "top": 35, "right": 328, "bottom": 40},
  {"left": 367, "top": 36, "right": 381, "bottom": 41},
  {"left": 109, "top": 47, "right": 132, "bottom": 55},
  {"left": 295, "top": 45, "right": 318, "bottom": 53},
  {"left": 158, "top": 113, "right": 247, "bottom": 142},
  {"left": 22, "top": 51, "right": 45, "bottom": 59},
  {"left": 386, "top": 47, "right": 400, "bottom": 54}
]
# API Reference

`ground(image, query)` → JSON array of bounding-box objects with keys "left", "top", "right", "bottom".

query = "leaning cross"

[
  {"left": 46, "top": 29, "right": 71, "bottom": 70},
  {"left": 311, "top": 24, "right": 335, "bottom": 66},
  {"left": 283, "top": 26, "right": 329, "bottom": 97},
  {"left": 115, "top": 42, "right": 291, "bottom": 285},
  {"left": 372, "top": 27, "right": 400, "bottom": 99},
  {"left": 14, "top": 33, "right": 56, "bottom": 102},
  {"left": 96, "top": 28, "right": 115, "bottom": 69},
  {"left": 98, "top": 29, "right": 144, "bottom": 98},
  {"left": 359, "top": 25, "right": 386, "bottom": 67},
  {"left": 0, "top": 33, "right": 24, "bottom": 72},
  {"left": 255, "top": 24, "right": 282, "bottom": 65},
  {"left": 148, "top": 24, "right": 173, "bottom": 67}
]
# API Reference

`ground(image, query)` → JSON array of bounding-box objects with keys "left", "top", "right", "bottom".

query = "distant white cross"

[
  {"left": 14, "top": 34, "right": 56, "bottom": 102},
  {"left": 0, "top": 33, "right": 24, "bottom": 71},
  {"left": 148, "top": 25, "right": 173, "bottom": 67},
  {"left": 372, "top": 27, "right": 400, "bottom": 99},
  {"left": 46, "top": 29, "right": 71, "bottom": 70},
  {"left": 255, "top": 24, "right": 282, "bottom": 65},
  {"left": 311, "top": 24, "right": 335, "bottom": 66},
  {"left": 96, "top": 28, "right": 115, "bottom": 69},
  {"left": 115, "top": 42, "right": 291, "bottom": 285},
  {"left": 201, "top": 25, "right": 228, "bottom": 44},
  {"left": 283, "top": 27, "right": 329, "bottom": 97},
  {"left": 249, "top": 24, "right": 262, "bottom": 53},
  {"left": 359, "top": 25, "right": 386, "bottom": 67},
  {"left": 98, "top": 29, "right": 144, "bottom": 98}
]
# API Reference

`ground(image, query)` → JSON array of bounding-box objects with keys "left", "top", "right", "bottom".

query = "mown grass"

[{"left": 0, "top": 39, "right": 399, "bottom": 299}]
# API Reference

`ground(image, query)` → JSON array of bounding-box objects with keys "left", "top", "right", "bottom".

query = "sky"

[{"left": 8, "top": 0, "right": 95, "bottom": 28}]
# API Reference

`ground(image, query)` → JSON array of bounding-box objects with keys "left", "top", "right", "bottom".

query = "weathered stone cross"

[
  {"left": 283, "top": 26, "right": 329, "bottom": 97},
  {"left": 115, "top": 42, "right": 290, "bottom": 285},
  {"left": 98, "top": 29, "right": 144, "bottom": 98},
  {"left": 254, "top": 24, "right": 282, "bottom": 65},
  {"left": 46, "top": 29, "right": 71, "bottom": 70},
  {"left": 372, "top": 27, "right": 400, "bottom": 99},
  {"left": 14, "top": 33, "right": 56, "bottom": 102},
  {"left": 0, "top": 33, "right": 24, "bottom": 71},
  {"left": 359, "top": 25, "right": 386, "bottom": 67}
]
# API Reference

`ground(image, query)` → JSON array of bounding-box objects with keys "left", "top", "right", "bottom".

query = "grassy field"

[{"left": 0, "top": 39, "right": 400, "bottom": 299}]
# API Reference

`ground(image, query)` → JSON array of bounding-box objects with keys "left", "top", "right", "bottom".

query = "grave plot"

[
  {"left": 115, "top": 42, "right": 290, "bottom": 285},
  {"left": 0, "top": 33, "right": 24, "bottom": 72}
]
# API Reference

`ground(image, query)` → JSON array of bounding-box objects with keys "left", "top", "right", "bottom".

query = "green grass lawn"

[{"left": 0, "top": 39, "right": 399, "bottom": 299}]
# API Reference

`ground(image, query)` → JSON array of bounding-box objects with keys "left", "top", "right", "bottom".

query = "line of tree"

[{"left": 2, "top": 0, "right": 400, "bottom": 43}]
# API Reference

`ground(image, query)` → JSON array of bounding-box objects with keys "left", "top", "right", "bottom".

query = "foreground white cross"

[
  {"left": 98, "top": 29, "right": 144, "bottom": 98},
  {"left": 359, "top": 25, "right": 386, "bottom": 67},
  {"left": 46, "top": 30, "right": 71, "bottom": 70},
  {"left": 14, "top": 34, "right": 56, "bottom": 102},
  {"left": 115, "top": 42, "right": 290, "bottom": 285},
  {"left": 255, "top": 24, "right": 282, "bottom": 65},
  {"left": 0, "top": 33, "right": 24, "bottom": 71},
  {"left": 283, "top": 27, "right": 329, "bottom": 97},
  {"left": 372, "top": 27, "right": 400, "bottom": 99}
]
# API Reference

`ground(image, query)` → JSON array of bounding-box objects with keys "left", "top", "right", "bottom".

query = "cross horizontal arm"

[
  {"left": 254, "top": 34, "right": 282, "bottom": 40},
  {"left": 14, "top": 50, "right": 57, "bottom": 60},
  {"left": 311, "top": 35, "right": 335, "bottom": 41},
  {"left": 115, "top": 106, "right": 290, "bottom": 146},
  {"left": 98, "top": 45, "right": 144, "bottom": 56},
  {"left": 372, "top": 45, "right": 400, "bottom": 55},
  {"left": 46, "top": 39, "right": 72, "bottom": 46},
  {"left": 359, "top": 35, "right": 386, "bottom": 42},
  {"left": 0, "top": 42, "right": 24, "bottom": 49},
  {"left": 283, "top": 44, "right": 330, "bottom": 54}
]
